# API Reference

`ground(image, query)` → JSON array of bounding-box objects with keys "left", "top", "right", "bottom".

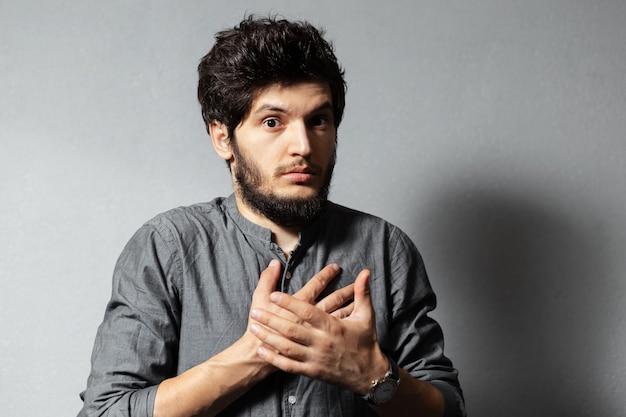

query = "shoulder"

[
  {"left": 325, "top": 201, "right": 387, "bottom": 225},
  {"left": 123, "top": 197, "right": 231, "bottom": 252},
  {"left": 324, "top": 201, "right": 405, "bottom": 237},
  {"left": 324, "top": 201, "right": 421, "bottom": 256},
  {"left": 146, "top": 197, "right": 228, "bottom": 232}
]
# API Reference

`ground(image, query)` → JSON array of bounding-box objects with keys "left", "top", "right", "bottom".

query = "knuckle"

[
  {"left": 300, "top": 306, "right": 315, "bottom": 322},
  {"left": 296, "top": 289, "right": 313, "bottom": 302},
  {"left": 319, "top": 339, "right": 335, "bottom": 352},
  {"left": 281, "top": 344, "right": 293, "bottom": 356},
  {"left": 331, "top": 293, "right": 344, "bottom": 306},
  {"left": 283, "top": 323, "right": 299, "bottom": 339},
  {"left": 317, "top": 272, "right": 330, "bottom": 285},
  {"left": 281, "top": 361, "right": 298, "bottom": 374},
  {"left": 307, "top": 364, "right": 324, "bottom": 379}
]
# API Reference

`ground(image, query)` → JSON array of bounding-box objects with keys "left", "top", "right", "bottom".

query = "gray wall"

[{"left": 2, "top": 1, "right": 625, "bottom": 416}]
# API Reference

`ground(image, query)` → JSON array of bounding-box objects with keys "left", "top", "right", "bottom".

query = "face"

[{"left": 228, "top": 82, "right": 337, "bottom": 227}]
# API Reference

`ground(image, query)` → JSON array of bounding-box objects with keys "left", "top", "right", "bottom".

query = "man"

[{"left": 78, "top": 16, "right": 465, "bottom": 417}]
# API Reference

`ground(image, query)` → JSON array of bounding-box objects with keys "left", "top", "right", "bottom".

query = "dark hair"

[{"left": 197, "top": 15, "right": 346, "bottom": 138}]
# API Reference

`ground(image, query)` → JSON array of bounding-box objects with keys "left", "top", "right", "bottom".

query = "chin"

[{"left": 275, "top": 187, "right": 322, "bottom": 201}]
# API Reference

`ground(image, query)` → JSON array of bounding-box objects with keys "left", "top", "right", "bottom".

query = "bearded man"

[{"left": 78, "top": 16, "right": 465, "bottom": 417}]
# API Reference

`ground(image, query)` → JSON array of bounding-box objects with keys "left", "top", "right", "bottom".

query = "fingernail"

[
  {"left": 269, "top": 292, "right": 281, "bottom": 303},
  {"left": 250, "top": 323, "right": 259, "bottom": 334},
  {"left": 269, "top": 260, "right": 279, "bottom": 267},
  {"left": 257, "top": 347, "right": 267, "bottom": 358},
  {"left": 250, "top": 309, "right": 259, "bottom": 319},
  {"left": 332, "top": 263, "right": 340, "bottom": 272}
]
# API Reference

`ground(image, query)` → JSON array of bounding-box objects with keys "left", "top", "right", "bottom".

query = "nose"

[{"left": 287, "top": 121, "right": 312, "bottom": 157}]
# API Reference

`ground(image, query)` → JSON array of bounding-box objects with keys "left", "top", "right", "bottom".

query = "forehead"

[{"left": 249, "top": 81, "right": 333, "bottom": 114}]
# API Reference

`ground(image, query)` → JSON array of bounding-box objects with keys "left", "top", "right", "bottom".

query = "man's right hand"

[{"left": 244, "top": 261, "right": 355, "bottom": 365}]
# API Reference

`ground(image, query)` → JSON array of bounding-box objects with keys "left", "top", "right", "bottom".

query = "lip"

[{"left": 281, "top": 166, "right": 318, "bottom": 182}]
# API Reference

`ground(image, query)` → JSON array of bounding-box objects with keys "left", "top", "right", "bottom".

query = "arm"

[
  {"left": 249, "top": 269, "right": 454, "bottom": 417},
  {"left": 79, "top": 221, "right": 354, "bottom": 417},
  {"left": 153, "top": 261, "right": 354, "bottom": 417}
]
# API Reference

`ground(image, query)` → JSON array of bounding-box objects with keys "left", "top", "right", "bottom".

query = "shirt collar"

[
  {"left": 224, "top": 193, "right": 327, "bottom": 247},
  {"left": 225, "top": 193, "right": 273, "bottom": 242}
]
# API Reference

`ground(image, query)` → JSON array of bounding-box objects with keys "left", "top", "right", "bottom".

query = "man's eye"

[
  {"left": 263, "top": 118, "right": 281, "bottom": 128},
  {"left": 310, "top": 116, "right": 330, "bottom": 127}
]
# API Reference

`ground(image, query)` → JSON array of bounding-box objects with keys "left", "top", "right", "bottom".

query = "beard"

[{"left": 231, "top": 141, "right": 336, "bottom": 228}]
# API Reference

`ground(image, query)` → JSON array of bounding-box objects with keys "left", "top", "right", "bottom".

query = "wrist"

[
  {"left": 354, "top": 349, "right": 388, "bottom": 395},
  {"left": 234, "top": 332, "right": 276, "bottom": 378},
  {"left": 361, "top": 354, "right": 400, "bottom": 405}
]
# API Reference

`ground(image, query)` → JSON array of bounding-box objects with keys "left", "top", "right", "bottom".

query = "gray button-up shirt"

[{"left": 78, "top": 195, "right": 464, "bottom": 416}]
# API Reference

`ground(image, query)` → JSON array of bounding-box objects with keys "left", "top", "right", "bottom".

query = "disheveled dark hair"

[{"left": 197, "top": 15, "right": 347, "bottom": 139}]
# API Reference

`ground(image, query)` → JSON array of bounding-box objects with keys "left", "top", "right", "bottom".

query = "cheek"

[{"left": 317, "top": 141, "right": 336, "bottom": 164}]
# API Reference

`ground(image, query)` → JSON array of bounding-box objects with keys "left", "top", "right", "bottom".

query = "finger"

[
  {"left": 315, "top": 283, "right": 354, "bottom": 313},
  {"left": 270, "top": 292, "right": 328, "bottom": 329},
  {"left": 329, "top": 302, "right": 354, "bottom": 318},
  {"left": 254, "top": 260, "right": 282, "bottom": 297},
  {"left": 251, "top": 308, "right": 313, "bottom": 346},
  {"left": 294, "top": 264, "right": 340, "bottom": 303},
  {"left": 256, "top": 344, "right": 308, "bottom": 375},
  {"left": 250, "top": 321, "right": 309, "bottom": 361}
]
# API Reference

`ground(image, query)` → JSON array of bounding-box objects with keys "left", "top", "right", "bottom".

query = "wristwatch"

[{"left": 362, "top": 355, "right": 400, "bottom": 405}]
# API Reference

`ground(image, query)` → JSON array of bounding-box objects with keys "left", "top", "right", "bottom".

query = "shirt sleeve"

[
  {"left": 386, "top": 226, "right": 466, "bottom": 417},
  {"left": 78, "top": 221, "right": 182, "bottom": 417}
]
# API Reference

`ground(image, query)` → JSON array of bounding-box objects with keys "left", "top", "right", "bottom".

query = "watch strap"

[{"left": 362, "top": 355, "right": 400, "bottom": 405}]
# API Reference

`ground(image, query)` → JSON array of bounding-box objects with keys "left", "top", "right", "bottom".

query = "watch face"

[{"left": 373, "top": 379, "right": 398, "bottom": 404}]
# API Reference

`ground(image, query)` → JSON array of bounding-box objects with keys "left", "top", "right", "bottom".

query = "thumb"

[{"left": 353, "top": 269, "right": 373, "bottom": 318}]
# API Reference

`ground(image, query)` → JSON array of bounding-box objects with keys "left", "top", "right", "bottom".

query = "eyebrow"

[{"left": 252, "top": 101, "right": 333, "bottom": 116}]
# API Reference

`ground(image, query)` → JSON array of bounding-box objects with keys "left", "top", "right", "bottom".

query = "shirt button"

[
  {"left": 288, "top": 395, "right": 297, "bottom": 405},
  {"left": 285, "top": 271, "right": 292, "bottom": 279}
]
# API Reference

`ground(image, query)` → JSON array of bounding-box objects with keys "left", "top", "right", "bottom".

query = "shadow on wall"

[{"left": 423, "top": 184, "right": 609, "bottom": 417}]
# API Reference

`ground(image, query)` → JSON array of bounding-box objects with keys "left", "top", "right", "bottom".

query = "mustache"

[{"left": 274, "top": 160, "right": 323, "bottom": 176}]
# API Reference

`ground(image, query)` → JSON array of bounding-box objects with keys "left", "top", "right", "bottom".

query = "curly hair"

[{"left": 197, "top": 16, "right": 347, "bottom": 139}]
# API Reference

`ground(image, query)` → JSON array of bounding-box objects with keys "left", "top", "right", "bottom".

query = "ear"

[{"left": 209, "top": 120, "right": 233, "bottom": 161}]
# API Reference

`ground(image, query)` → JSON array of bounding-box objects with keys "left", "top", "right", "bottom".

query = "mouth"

[
  {"left": 287, "top": 166, "right": 314, "bottom": 174},
  {"left": 280, "top": 165, "right": 321, "bottom": 183}
]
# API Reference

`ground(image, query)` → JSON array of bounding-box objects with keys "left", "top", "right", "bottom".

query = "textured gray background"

[{"left": 2, "top": 1, "right": 625, "bottom": 416}]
